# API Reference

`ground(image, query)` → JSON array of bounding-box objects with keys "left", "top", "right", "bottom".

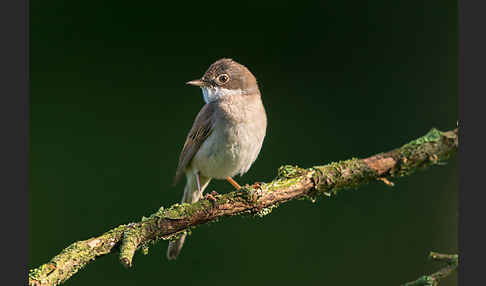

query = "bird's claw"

[
  {"left": 204, "top": 191, "right": 219, "bottom": 202},
  {"left": 251, "top": 182, "right": 263, "bottom": 189}
]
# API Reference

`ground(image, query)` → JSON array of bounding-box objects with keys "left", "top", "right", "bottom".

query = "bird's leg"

[{"left": 226, "top": 177, "right": 242, "bottom": 190}]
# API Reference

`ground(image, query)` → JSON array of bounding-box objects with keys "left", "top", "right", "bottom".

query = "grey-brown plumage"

[
  {"left": 167, "top": 58, "right": 267, "bottom": 260},
  {"left": 173, "top": 103, "right": 215, "bottom": 185}
]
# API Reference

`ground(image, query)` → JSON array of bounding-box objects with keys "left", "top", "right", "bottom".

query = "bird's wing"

[{"left": 174, "top": 102, "right": 215, "bottom": 185}]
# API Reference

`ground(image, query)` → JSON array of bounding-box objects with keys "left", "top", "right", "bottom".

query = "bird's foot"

[
  {"left": 204, "top": 191, "right": 219, "bottom": 202},
  {"left": 251, "top": 182, "right": 263, "bottom": 189}
]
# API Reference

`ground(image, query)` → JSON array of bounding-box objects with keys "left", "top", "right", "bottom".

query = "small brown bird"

[{"left": 167, "top": 58, "right": 267, "bottom": 259}]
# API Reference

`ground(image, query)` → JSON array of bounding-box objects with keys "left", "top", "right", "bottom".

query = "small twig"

[{"left": 402, "top": 252, "right": 459, "bottom": 286}]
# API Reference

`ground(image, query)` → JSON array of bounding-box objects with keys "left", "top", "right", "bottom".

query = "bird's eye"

[{"left": 217, "top": 74, "right": 229, "bottom": 84}]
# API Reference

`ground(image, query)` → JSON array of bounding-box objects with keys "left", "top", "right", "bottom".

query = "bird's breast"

[{"left": 192, "top": 95, "right": 267, "bottom": 179}]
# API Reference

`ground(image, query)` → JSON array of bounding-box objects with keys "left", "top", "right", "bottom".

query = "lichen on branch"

[{"left": 29, "top": 128, "right": 458, "bottom": 286}]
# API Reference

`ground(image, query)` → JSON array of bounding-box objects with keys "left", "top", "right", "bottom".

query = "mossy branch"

[
  {"left": 29, "top": 127, "right": 458, "bottom": 286},
  {"left": 402, "top": 252, "right": 459, "bottom": 286}
]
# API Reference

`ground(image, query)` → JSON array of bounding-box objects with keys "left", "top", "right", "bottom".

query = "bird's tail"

[{"left": 167, "top": 170, "right": 211, "bottom": 260}]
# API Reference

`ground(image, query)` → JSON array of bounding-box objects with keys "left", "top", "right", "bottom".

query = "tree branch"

[
  {"left": 402, "top": 252, "right": 459, "bottom": 286},
  {"left": 29, "top": 127, "right": 458, "bottom": 286}
]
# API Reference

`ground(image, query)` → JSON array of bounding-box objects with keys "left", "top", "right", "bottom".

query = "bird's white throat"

[{"left": 202, "top": 87, "right": 244, "bottom": 103}]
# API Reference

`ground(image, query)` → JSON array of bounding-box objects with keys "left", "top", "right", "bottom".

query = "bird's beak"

[{"left": 186, "top": 79, "right": 205, "bottom": 87}]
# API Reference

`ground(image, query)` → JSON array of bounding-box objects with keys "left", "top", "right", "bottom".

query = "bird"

[{"left": 167, "top": 58, "right": 267, "bottom": 260}]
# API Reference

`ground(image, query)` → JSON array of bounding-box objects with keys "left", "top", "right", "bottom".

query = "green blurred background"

[{"left": 30, "top": 1, "right": 458, "bottom": 285}]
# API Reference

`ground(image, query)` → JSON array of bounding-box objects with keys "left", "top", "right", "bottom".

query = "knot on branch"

[{"left": 277, "top": 165, "right": 306, "bottom": 179}]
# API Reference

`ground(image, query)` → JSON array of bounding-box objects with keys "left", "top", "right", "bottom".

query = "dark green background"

[{"left": 30, "top": 1, "right": 458, "bottom": 285}]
